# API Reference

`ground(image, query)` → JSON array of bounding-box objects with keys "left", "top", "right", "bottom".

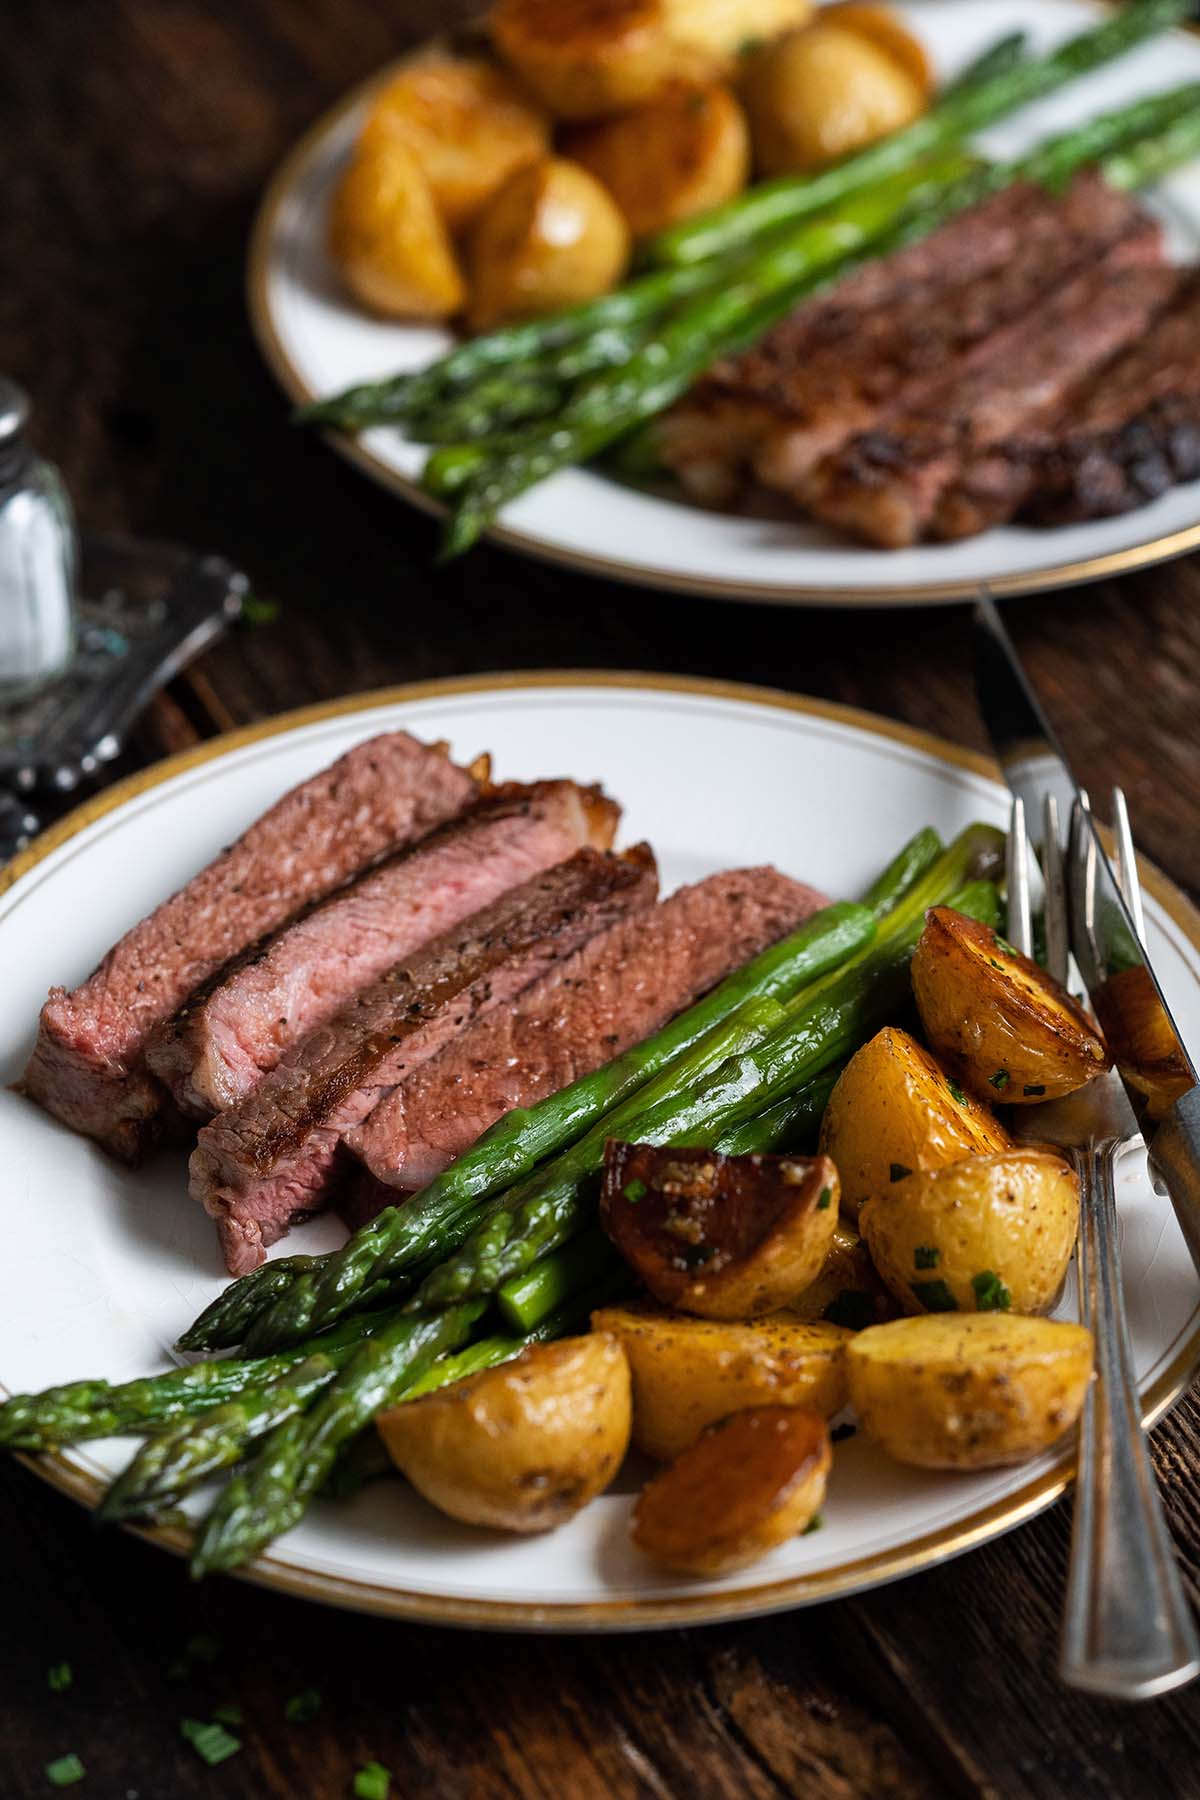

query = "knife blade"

[{"left": 973, "top": 588, "right": 1200, "bottom": 1278}]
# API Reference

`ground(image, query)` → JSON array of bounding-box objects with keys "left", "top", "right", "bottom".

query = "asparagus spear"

[
  {"left": 181, "top": 898, "right": 873, "bottom": 1353},
  {"left": 938, "top": 32, "right": 1027, "bottom": 101},
  {"left": 861, "top": 826, "right": 942, "bottom": 921},
  {"left": 191, "top": 1303, "right": 486, "bottom": 1575},
  {"left": 645, "top": 0, "right": 1193, "bottom": 265}
]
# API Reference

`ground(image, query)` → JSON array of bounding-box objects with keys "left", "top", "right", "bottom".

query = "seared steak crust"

[
  {"left": 344, "top": 865, "right": 825, "bottom": 1212},
  {"left": 190, "top": 846, "right": 658, "bottom": 1273},
  {"left": 145, "top": 780, "right": 618, "bottom": 1119},
  {"left": 23, "top": 732, "right": 480, "bottom": 1159}
]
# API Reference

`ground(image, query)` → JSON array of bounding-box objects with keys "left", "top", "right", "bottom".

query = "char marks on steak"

[
  {"left": 342, "top": 865, "right": 825, "bottom": 1223},
  {"left": 22, "top": 733, "right": 482, "bottom": 1160},
  {"left": 190, "top": 845, "right": 659, "bottom": 1274},
  {"left": 657, "top": 176, "right": 1150, "bottom": 505},
  {"left": 145, "top": 779, "right": 619, "bottom": 1120},
  {"left": 803, "top": 227, "right": 1174, "bottom": 549}
]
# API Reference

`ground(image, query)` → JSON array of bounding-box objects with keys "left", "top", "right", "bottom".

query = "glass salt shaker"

[{"left": 0, "top": 377, "right": 78, "bottom": 703}]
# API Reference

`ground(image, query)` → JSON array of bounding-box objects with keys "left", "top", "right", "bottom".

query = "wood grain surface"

[{"left": 4, "top": 3, "right": 1200, "bottom": 1796}]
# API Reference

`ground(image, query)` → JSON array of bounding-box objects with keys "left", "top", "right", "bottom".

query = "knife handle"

[
  {"left": 1149, "top": 1088, "right": 1200, "bottom": 1282},
  {"left": 1060, "top": 1138, "right": 1200, "bottom": 1700}
]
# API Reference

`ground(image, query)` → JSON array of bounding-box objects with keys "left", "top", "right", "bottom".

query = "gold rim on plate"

[
  {"left": 6, "top": 671, "right": 1200, "bottom": 1629},
  {"left": 244, "top": 5, "right": 1200, "bottom": 610}
]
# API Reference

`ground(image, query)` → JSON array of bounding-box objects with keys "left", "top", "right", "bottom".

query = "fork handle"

[{"left": 1060, "top": 1139, "right": 1200, "bottom": 1700}]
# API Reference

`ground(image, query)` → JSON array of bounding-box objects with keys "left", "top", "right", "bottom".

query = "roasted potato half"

[
  {"left": 1094, "top": 963, "right": 1192, "bottom": 1123},
  {"left": 859, "top": 1150, "right": 1079, "bottom": 1317},
  {"left": 912, "top": 907, "right": 1110, "bottom": 1104},
  {"left": 361, "top": 57, "right": 549, "bottom": 233},
  {"left": 600, "top": 1141, "right": 839, "bottom": 1318},
  {"left": 847, "top": 1313, "right": 1093, "bottom": 1470},
  {"left": 741, "top": 19, "right": 927, "bottom": 175},
  {"left": 819, "top": 1026, "right": 1012, "bottom": 1221},
  {"left": 377, "top": 1333, "right": 631, "bottom": 1532},
  {"left": 464, "top": 156, "right": 630, "bottom": 330},
  {"left": 565, "top": 82, "right": 749, "bottom": 238},
  {"left": 783, "top": 1218, "right": 898, "bottom": 1329},
  {"left": 592, "top": 1303, "right": 850, "bottom": 1459},
  {"left": 490, "top": 0, "right": 676, "bottom": 118},
  {"left": 632, "top": 1405, "right": 830, "bottom": 1575},
  {"left": 328, "top": 135, "right": 466, "bottom": 319}
]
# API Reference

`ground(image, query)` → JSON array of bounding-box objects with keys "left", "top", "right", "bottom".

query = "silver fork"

[{"left": 1006, "top": 791, "right": 1200, "bottom": 1700}]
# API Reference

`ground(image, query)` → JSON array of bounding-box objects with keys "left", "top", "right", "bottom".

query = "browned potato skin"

[
  {"left": 1094, "top": 964, "right": 1192, "bottom": 1123},
  {"left": 819, "top": 3, "right": 933, "bottom": 95},
  {"left": 593, "top": 1303, "right": 850, "bottom": 1459},
  {"left": 565, "top": 82, "right": 749, "bottom": 238},
  {"left": 465, "top": 156, "right": 630, "bottom": 330},
  {"left": 912, "top": 907, "right": 1110, "bottom": 1105},
  {"left": 632, "top": 1405, "right": 830, "bottom": 1575},
  {"left": 847, "top": 1313, "right": 1094, "bottom": 1470},
  {"left": 859, "top": 1150, "right": 1079, "bottom": 1317},
  {"left": 783, "top": 1218, "right": 898, "bottom": 1327},
  {"left": 490, "top": 0, "right": 678, "bottom": 119},
  {"left": 741, "top": 21, "right": 926, "bottom": 175},
  {"left": 328, "top": 135, "right": 466, "bottom": 319},
  {"left": 819, "top": 1025, "right": 1012, "bottom": 1222},
  {"left": 376, "top": 1334, "right": 631, "bottom": 1532},
  {"left": 362, "top": 57, "right": 550, "bottom": 233},
  {"left": 600, "top": 1142, "right": 840, "bottom": 1318}
]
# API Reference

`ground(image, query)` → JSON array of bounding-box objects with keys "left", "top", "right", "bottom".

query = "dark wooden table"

[{"left": 6, "top": 5, "right": 1200, "bottom": 1796}]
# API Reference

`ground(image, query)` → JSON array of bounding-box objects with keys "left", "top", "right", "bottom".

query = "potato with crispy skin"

[
  {"left": 1094, "top": 963, "right": 1191, "bottom": 1123},
  {"left": 490, "top": 0, "right": 677, "bottom": 119},
  {"left": 377, "top": 1334, "right": 630, "bottom": 1532},
  {"left": 783, "top": 1218, "right": 898, "bottom": 1329},
  {"left": 818, "top": 1026, "right": 1012, "bottom": 1222},
  {"left": 741, "top": 19, "right": 927, "bottom": 175},
  {"left": 600, "top": 1141, "right": 839, "bottom": 1318},
  {"left": 860, "top": 1150, "right": 1079, "bottom": 1317},
  {"left": 633, "top": 1406, "right": 830, "bottom": 1574},
  {"left": 592, "top": 1303, "right": 850, "bottom": 1459},
  {"left": 565, "top": 82, "right": 749, "bottom": 238},
  {"left": 912, "top": 907, "right": 1110, "bottom": 1105},
  {"left": 328, "top": 135, "right": 465, "bottom": 319},
  {"left": 464, "top": 156, "right": 630, "bottom": 330},
  {"left": 847, "top": 1313, "right": 1093, "bottom": 1470},
  {"left": 361, "top": 57, "right": 549, "bottom": 233}
]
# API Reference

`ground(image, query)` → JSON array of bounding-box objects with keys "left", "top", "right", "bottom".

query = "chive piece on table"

[
  {"left": 284, "top": 1689, "right": 322, "bottom": 1724},
  {"left": 180, "top": 1718, "right": 241, "bottom": 1765},
  {"left": 47, "top": 1662, "right": 72, "bottom": 1692},
  {"left": 354, "top": 1762, "right": 392, "bottom": 1800},
  {"left": 45, "top": 1755, "right": 86, "bottom": 1788}
]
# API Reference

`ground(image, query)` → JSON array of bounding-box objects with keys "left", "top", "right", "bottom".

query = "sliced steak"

[
  {"left": 189, "top": 845, "right": 658, "bottom": 1274},
  {"left": 23, "top": 733, "right": 482, "bottom": 1160},
  {"left": 657, "top": 177, "right": 1145, "bottom": 505},
  {"left": 804, "top": 231, "right": 1173, "bottom": 549},
  {"left": 145, "top": 779, "right": 618, "bottom": 1120},
  {"left": 343, "top": 865, "right": 824, "bottom": 1220},
  {"left": 936, "top": 271, "right": 1200, "bottom": 534}
]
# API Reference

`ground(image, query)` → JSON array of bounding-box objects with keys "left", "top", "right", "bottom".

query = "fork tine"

[
  {"left": 1007, "top": 796, "right": 1034, "bottom": 957},
  {"left": 1111, "top": 786, "right": 1147, "bottom": 946},
  {"left": 1041, "top": 792, "right": 1069, "bottom": 985}
]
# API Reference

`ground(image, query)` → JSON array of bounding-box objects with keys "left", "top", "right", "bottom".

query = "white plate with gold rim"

[
  {"left": 3, "top": 673, "right": 1199, "bottom": 1627},
  {"left": 249, "top": 0, "right": 1200, "bottom": 608}
]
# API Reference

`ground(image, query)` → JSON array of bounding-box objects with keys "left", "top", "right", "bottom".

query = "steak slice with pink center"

[
  {"left": 145, "top": 779, "right": 618, "bottom": 1119},
  {"left": 342, "top": 865, "right": 825, "bottom": 1228},
  {"left": 23, "top": 732, "right": 482, "bottom": 1160},
  {"left": 189, "top": 845, "right": 658, "bottom": 1274}
]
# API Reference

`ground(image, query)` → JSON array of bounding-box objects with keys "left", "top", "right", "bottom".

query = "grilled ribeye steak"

[
  {"left": 190, "top": 845, "right": 658, "bottom": 1274},
  {"left": 343, "top": 865, "right": 825, "bottom": 1218},
  {"left": 804, "top": 231, "right": 1174, "bottom": 548},
  {"left": 145, "top": 779, "right": 618, "bottom": 1119},
  {"left": 23, "top": 733, "right": 481, "bottom": 1160},
  {"left": 657, "top": 176, "right": 1149, "bottom": 505}
]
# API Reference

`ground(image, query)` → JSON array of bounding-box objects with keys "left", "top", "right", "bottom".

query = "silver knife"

[{"left": 973, "top": 590, "right": 1200, "bottom": 1273}]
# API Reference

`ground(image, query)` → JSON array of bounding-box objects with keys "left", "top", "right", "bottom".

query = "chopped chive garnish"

[
  {"left": 802, "top": 1513, "right": 824, "bottom": 1535},
  {"left": 284, "top": 1689, "right": 322, "bottom": 1724},
  {"left": 47, "top": 1663, "right": 72, "bottom": 1693},
  {"left": 212, "top": 1704, "right": 244, "bottom": 1728},
  {"left": 817, "top": 1186, "right": 832, "bottom": 1210},
  {"left": 913, "top": 1246, "right": 940, "bottom": 1270},
  {"left": 994, "top": 934, "right": 1019, "bottom": 957},
  {"left": 354, "top": 1763, "right": 392, "bottom": 1800},
  {"left": 1023, "top": 1084, "right": 1046, "bottom": 1096},
  {"left": 185, "top": 1633, "right": 221, "bottom": 1665},
  {"left": 972, "top": 1270, "right": 1012, "bottom": 1312},
  {"left": 823, "top": 1290, "right": 875, "bottom": 1331},
  {"left": 912, "top": 1279, "right": 958, "bottom": 1313},
  {"left": 989, "top": 957, "right": 1004, "bottom": 970},
  {"left": 45, "top": 1755, "right": 85, "bottom": 1788},
  {"left": 181, "top": 1718, "right": 241, "bottom": 1766},
  {"left": 622, "top": 1178, "right": 647, "bottom": 1204},
  {"left": 988, "top": 1070, "right": 1010, "bottom": 1091},
  {"left": 947, "top": 1080, "right": 968, "bottom": 1106},
  {"left": 889, "top": 1163, "right": 912, "bottom": 1183}
]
